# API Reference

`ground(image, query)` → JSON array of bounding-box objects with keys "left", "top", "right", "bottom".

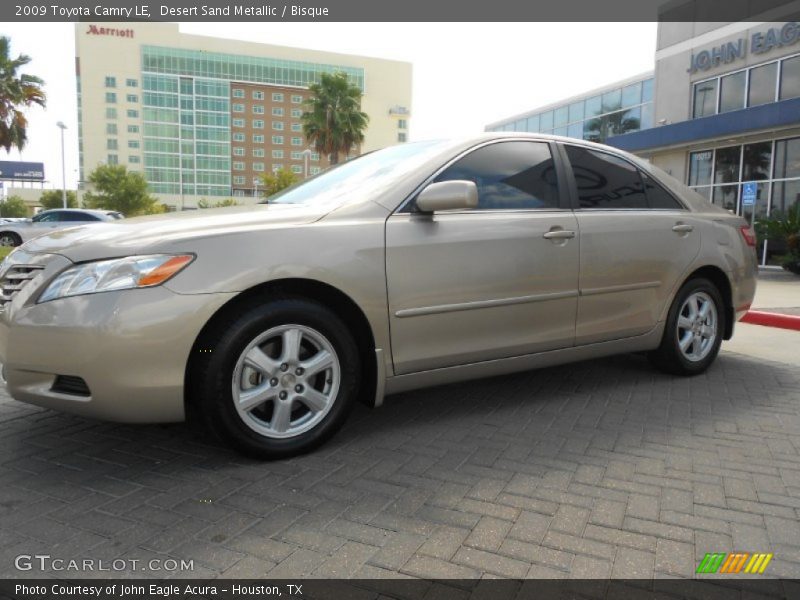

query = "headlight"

[{"left": 38, "top": 254, "right": 194, "bottom": 303}]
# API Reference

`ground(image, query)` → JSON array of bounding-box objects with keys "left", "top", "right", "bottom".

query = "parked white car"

[{"left": 0, "top": 209, "right": 124, "bottom": 247}]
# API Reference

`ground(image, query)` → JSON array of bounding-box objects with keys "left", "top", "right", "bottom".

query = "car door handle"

[
  {"left": 672, "top": 224, "right": 694, "bottom": 233},
  {"left": 543, "top": 230, "right": 576, "bottom": 240}
]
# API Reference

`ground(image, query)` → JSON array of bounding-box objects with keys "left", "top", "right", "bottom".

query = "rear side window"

[
  {"left": 642, "top": 172, "right": 683, "bottom": 209},
  {"left": 433, "top": 141, "right": 560, "bottom": 210},
  {"left": 565, "top": 145, "right": 647, "bottom": 209},
  {"left": 62, "top": 212, "right": 99, "bottom": 222}
]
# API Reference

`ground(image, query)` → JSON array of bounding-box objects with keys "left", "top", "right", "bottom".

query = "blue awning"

[{"left": 606, "top": 97, "right": 800, "bottom": 152}]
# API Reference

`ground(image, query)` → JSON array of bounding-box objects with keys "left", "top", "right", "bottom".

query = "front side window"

[
  {"left": 432, "top": 141, "right": 560, "bottom": 210},
  {"left": 565, "top": 145, "right": 647, "bottom": 209}
]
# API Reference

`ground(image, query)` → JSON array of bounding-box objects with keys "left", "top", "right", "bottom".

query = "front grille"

[
  {"left": 0, "top": 265, "right": 44, "bottom": 309},
  {"left": 51, "top": 375, "right": 91, "bottom": 397}
]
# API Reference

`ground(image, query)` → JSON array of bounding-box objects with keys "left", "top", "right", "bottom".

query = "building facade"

[
  {"left": 486, "top": 72, "right": 655, "bottom": 143},
  {"left": 75, "top": 23, "right": 412, "bottom": 206},
  {"left": 486, "top": 16, "right": 800, "bottom": 266}
]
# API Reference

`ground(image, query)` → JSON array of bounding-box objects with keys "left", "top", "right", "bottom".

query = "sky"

[{"left": 2, "top": 22, "right": 657, "bottom": 189}]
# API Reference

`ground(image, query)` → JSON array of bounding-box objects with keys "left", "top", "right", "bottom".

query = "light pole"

[
  {"left": 301, "top": 148, "right": 312, "bottom": 179},
  {"left": 253, "top": 177, "right": 260, "bottom": 199},
  {"left": 56, "top": 121, "right": 67, "bottom": 208}
]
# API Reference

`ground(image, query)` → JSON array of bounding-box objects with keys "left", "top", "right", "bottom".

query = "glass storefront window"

[
  {"left": 601, "top": 88, "right": 622, "bottom": 113},
  {"left": 540, "top": 111, "right": 553, "bottom": 131},
  {"left": 526, "top": 114, "right": 539, "bottom": 132},
  {"left": 689, "top": 151, "right": 713, "bottom": 186},
  {"left": 554, "top": 126, "right": 568, "bottom": 137},
  {"left": 621, "top": 82, "right": 642, "bottom": 108},
  {"left": 554, "top": 106, "right": 569, "bottom": 127},
  {"left": 714, "top": 146, "right": 741, "bottom": 183},
  {"left": 712, "top": 184, "right": 738, "bottom": 211},
  {"left": 774, "top": 137, "right": 800, "bottom": 179},
  {"left": 742, "top": 142, "right": 772, "bottom": 181},
  {"left": 719, "top": 71, "right": 746, "bottom": 113},
  {"left": 568, "top": 101, "right": 584, "bottom": 123},
  {"left": 748, "top": 62, "right": 778, "bottom": 107},
  {"left": 780, "top": 55, "right": 800, "bottom": 100},
  {"left": 567, "top": 122, "right": 583, "bottom": 139},
  {"left": 585, "top": 95, "right": 602, "bottom": 118},
  {"left": 771, "top": 179, "right": 800, "bottom": 215},
  {"left": 640, "top": 103, "right": 653, "bottom": 129},
  {"left": 693, "top": 80, "right": 718, "bottom": 118},
  {"left": 642, "top": 78, "right": 654, "bottom": 103},
  {"left": 620, "top": 107, "right": 641, "bottom": 134}
]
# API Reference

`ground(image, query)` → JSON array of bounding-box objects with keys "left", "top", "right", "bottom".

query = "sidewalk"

[
  {"left": 751, "top": 268, "right": 800, "bottom": 316},
  {"left": 738, "top": 268, "right": 800, "bottom": 330}
]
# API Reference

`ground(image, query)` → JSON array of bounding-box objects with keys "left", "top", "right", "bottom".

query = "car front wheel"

[
  {"left": 0, "top": 232, "right": 21, "bottom": 247},
  {"left": 193, "top": 297, "right": 361, "bottom": 459},
  {"left": 649, "top": 277, "right": 724, "bottom": 376}
]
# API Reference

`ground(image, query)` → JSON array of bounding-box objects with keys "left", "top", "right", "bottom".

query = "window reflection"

[
  {"left": 719, "top": 71, "right": 746, "bottom": 113},
  {"left": 693, "top": 80, "right": 718, "bottom": 118},
  {"left": 714, "top": 146, "right": 741, "bottom": 184},
  {"left": 780, "top": 55, "right": 800, "bottom": 101},
  {"left": 749, "top": 63, "right": 777, "bottom": 107}
]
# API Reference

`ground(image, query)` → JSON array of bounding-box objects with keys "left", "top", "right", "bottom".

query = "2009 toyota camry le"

[{"left": 0, "top": 135, "right": 757, "bottom": 458}]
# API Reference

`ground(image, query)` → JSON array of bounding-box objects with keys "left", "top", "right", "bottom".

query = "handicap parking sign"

[{"left": 742, "top": 182, "right": 757, "bottom": 206}]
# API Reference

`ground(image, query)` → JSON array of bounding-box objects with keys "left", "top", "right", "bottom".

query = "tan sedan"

[{"left": 0, "top": 135, "right": 757, "bottom": 458}]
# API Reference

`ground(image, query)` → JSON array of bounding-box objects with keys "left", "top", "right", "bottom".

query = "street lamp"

[
  {"left": 301, "top": 148, "right": 312, "bottom": 179},
  {"left": 253, "top": 177, "right": 260, "bottom": 198},
  {"left": 56, "top": 121, "right": 67, "bottom": 208}
]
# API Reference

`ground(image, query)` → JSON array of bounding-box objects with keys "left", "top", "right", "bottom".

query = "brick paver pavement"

[{"left": 1, "top": 351, "right": 799, "bottom": 579}]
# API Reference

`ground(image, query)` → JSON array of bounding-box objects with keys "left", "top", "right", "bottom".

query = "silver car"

[
  {"left": 0, "top": 208, "right": 124, "bottom": 247},
  {"left": 0, "top": 135, "right": 757, "bottom": 458}
]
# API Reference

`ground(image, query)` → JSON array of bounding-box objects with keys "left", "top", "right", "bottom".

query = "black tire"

[
  {"left": 0, "top": 232, "right": 22, "bottom": 247},
  {"left": 649, "top": 277, "right": 725, "bottom": 376},
  {"left": 191, "top": 297, "right": 361, "bottom": 459}
]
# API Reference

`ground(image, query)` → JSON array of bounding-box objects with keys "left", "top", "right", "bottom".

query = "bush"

[
  {"left": 0, "top": 195, "right": 28, "bottom": 218},
  {"left": 39, "top": 189, "right": 78, "bottom": 210}
]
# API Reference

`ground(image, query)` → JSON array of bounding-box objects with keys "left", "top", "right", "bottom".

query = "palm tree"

[
  {"left": 0, "top": 36, "right": 46, "bottom": 153},
  {"left": 301, "top": 72, "right": 368, "bottom": 165}
]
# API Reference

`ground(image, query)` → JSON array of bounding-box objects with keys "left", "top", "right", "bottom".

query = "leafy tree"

[
  {"left": 83, "top": 164, "right": 160, "bottom": 216},
  {"left": 0, "top": 37, "right": 46, "bottom": 152},
  {"left": 302, "top": 72, "right": 368, "bottom": 165},
  {"left": 197, "top": 198, "right": 240, "bottom": 209},
  {"left": 39, "top": 189, "right": 77, "bottom": 210},
  {"left": 0, "top": 194, "right": 28, "bottom": 217},
  {"left": 259, "top": 168, "right": 299, "bottom": 199}
]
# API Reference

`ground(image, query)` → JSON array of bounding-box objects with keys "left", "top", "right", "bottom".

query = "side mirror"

[{"left": 416, "top": 180, "right": 478, "bottom": 213}]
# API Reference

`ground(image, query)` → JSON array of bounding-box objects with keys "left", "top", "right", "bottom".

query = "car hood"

[{"left": 20, "top": 203, "right": 328, "bottom": 262}]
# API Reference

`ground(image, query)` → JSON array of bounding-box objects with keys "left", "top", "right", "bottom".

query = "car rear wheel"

[
  {"left": 0, "top": 232, "right": 21, "bottom": 247},
  {"left": 649, "top": 277, "right": 724, "bottom": 376},
  {"left": 193, "top": 297, "right": 360, "bottom": 459}
]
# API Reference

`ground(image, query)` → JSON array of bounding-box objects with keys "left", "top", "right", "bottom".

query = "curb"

[{"left": 741, "top": 310, "right": 800, "bottom": 331}]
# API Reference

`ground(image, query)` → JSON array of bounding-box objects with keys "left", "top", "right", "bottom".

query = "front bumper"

[{"left": 0, "top": 249, "right": 236, "bottom": 423}]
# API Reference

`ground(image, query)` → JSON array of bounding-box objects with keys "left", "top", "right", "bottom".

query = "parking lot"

[{"left": 1, "top": 323, "right": 800, "bottom": 580}]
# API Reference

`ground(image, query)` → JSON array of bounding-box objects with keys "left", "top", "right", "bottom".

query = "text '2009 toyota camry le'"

[{"left": 0, "top": 134, "right": 757, "bottom": 459}]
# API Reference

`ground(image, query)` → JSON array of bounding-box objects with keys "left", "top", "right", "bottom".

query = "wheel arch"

[{"left": 184, "top": 277, "right": 379, "bottom": 422}]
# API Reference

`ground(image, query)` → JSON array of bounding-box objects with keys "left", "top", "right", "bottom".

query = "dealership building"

[
  {"left": 74, "top": 22, "right": 411, "bottom": 206},
  {"left": 487, "top": 19, "right": 800, "bottom": 265}
]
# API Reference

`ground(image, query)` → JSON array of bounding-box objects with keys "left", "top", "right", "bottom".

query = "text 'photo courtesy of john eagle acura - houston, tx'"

[{"left": 0, "top": 134, "right": 757, "bottom": 459}]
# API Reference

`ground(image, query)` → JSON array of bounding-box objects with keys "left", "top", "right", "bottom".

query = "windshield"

[{"left": 264, "top": 140, "right": 451, "bottom": 206}]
